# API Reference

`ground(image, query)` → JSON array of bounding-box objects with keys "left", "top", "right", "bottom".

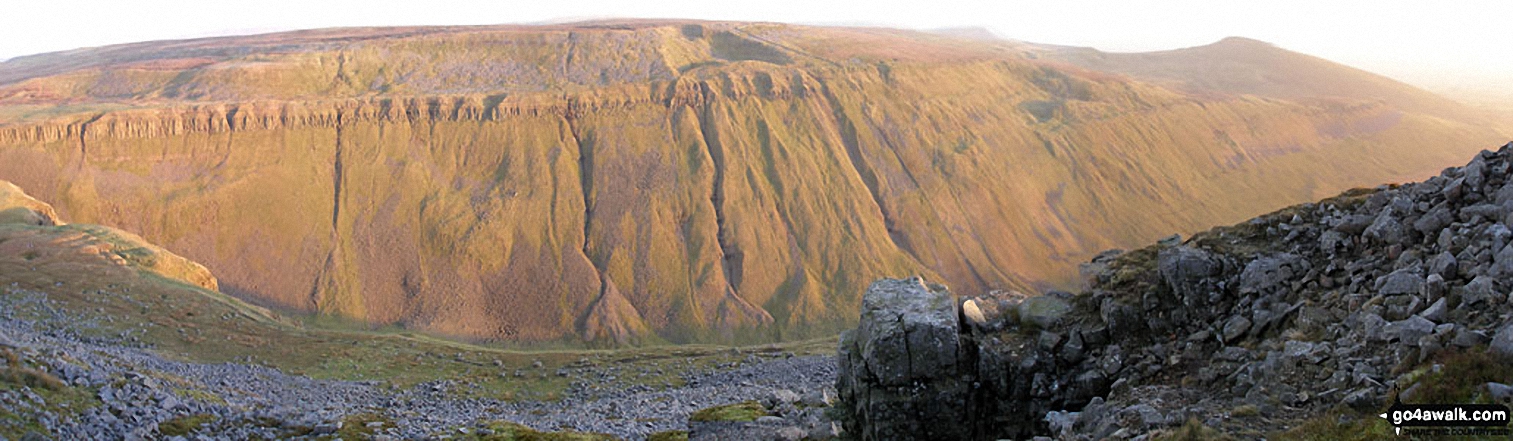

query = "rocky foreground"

[
  {"left": 0, "top": 285, "right": 840, "bottom": 440},
  {"left": 837, "top": 142, "right": 1513, "bottom": 440}
]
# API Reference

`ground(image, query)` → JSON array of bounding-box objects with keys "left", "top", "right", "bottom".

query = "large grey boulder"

[
  {"left": 1159, "top": 246, "right": 1224, "bottom": 310},
  {"left": 838, "top": 277, "right": 969, "bottom": 440},
  {"left": 1376, "top": 269, "right": 1424, "bottom": 297},
  {"left": 851, "top": 278, "right": 959, "bottom": 386}
]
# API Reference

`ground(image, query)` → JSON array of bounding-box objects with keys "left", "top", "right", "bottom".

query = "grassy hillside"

[
  {"left": 0, "top": 21, "right": 1503, "bottom": 344},
  {"left": 0, "top": 180, "right": 831, "bottom": 409}
]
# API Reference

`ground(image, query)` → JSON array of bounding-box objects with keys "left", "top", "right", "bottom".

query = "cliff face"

[{"left": 0, "top": 22, "right": 1502, "bottom": 343}]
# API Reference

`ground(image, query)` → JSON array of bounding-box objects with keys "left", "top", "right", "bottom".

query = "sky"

[{"left": 2, "top": 0, "right": 1510, "bottom": 95}]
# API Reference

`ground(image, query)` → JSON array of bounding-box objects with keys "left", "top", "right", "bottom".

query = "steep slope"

[
  {"left": 840, "top": 142, "right": 1513, "bottom": 439},
  {"left": 0, "top": 180, "right": 217, "bottom": 291},
  {"left": 0, "top": 179, "right": 836, "bottom": 439},
  {"left": 0, "top": 21, "right": 1503, "bottom": 344}
]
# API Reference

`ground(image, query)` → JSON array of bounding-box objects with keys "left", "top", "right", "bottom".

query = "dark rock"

[
  {"left": 1376, "top": 269, "right": 1424, "bottom": 296},
  {"left": 1463, "top": 276, "right": 1500, "bottom": 306},
  {"left": 1159, "top": 246, "right": 1225, "bottom": 310},
  {"left": 1239, "top": 253, "right": 1307, "bottom": 295},
  {"left": 1385, "top": 316, "right": 1435, "bottom": 345},
  {"left": 837, "top": 277, "right": 969, "bottom": 440},
  {"left": 1343, "top": 388, "right": 1378, "bottom": 410},
  {"left": 1452, "top": 327, "right": 1492, "bottom": 347},
  {"left": 1428, "top": 252, "right": 1458, "bottom": 279},
  {"left": 1491, "top": 323, "right": 1513, "bottom": 362},
  {"left": 1333, "top": 215, "right": 1374, "bottom": 235},
  {"left": 1364, "top": 211, "right": 1409, "bottom": 244},
  {"left": 1222, "top": 315, "right": 1252, "bottom": 344},
  {"left": 1419, "top": 298, "right": 1449, "bottom": 323}
]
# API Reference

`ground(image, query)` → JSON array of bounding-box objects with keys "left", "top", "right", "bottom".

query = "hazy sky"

[{"left": 2, "top": 0, "right": 1510, "bottom": 93}]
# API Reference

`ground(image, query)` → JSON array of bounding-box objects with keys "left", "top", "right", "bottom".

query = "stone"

[
  {"left": 1487, "top": 383, "right": 1513, "bottom": 403},
  {"left": 1333, "top": 214, "right": 1374, "bottom": 235},
  {"left": 1428, "top": 252, "right": 1458, "bottom": 279},
  {"left": 1452, "top": 327, "right": 1492, "bottom": 347},
  {"left": 1019, "top": 296, "right": 1072, "bottom": 329},
  {"left": 756, "top": 416, "right": 786, "bottom": 424},
  {"left": 837, "top": 277, "right": 970, "bottom": 440},
  {"left": 1413, "top": 208, "right": 1452, "bottom": 235},
  {"left": 1423, "top": 274, "right": 1447, "bottom": 302},
  {"left": 1463, "top": 276, "right": 1500, "bottom": 306},
  {"left": 775, "top": 426, "right": 806, "bottom": 441},
  {"left": 1491, "top": 323, "right": 1513, "bottom": 362},
  {"left": 1419, "top": 298, "right": 1449, "bottom": 323},
  {"left": 1343, "top": 388, "right": 1378, "bottom": 410},
  {"left": 1385, "top": 316, "right": 1435, "bottom": 345},
  {"left": 1222, "top": 315, "right": 1252, "bottom": 344},
  {"left": 851, "top": 278, "right": 959, "bottom": 386},
  {"left": 311, "top": 421, "right": 342, "bottom": 435},
  {"left": 1376, "top": 269, "right": 1424, "bottom": 296},
  {"left": 1045, "top": 410, "right": 1077, "bottom": 437},
  {"left": 1159, "top": 246, "right": 1224, "bottom": 308},
  {"left": 1239, "top": 253, "right": 1307, "bottom": 294},
  {"left": 1364, "top": 211, "right": 1408, "bottom": 244}
]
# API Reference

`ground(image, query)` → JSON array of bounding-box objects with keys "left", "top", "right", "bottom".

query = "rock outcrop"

[
  {"left": 837, "top": 278, "right": 969, "bottom": 440},
  {"left": 839, "top": 142, "right": 1513, "bottom": 439}
]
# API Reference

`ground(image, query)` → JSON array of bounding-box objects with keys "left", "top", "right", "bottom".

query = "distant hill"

[{"left": 0, "top": 21, "right": 1503, "bottom": 344}]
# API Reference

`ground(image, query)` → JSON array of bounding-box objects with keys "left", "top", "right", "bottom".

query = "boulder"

[
  {"left": 1385, "top": 316, "right": 1436, "bottom": 345},
  {"left": 1491, "top": 323, "right": 1513, "bottom": 362},
  {"left": 1419, "top": 298, "right": 1449, "bottom": 323},
  {"left": 837, "top": 277, "right": 970, "bottom": 440},
  {"left": 1019, "top": 296, "right": 1072, "bottom": 329},
  {"left": 1159, "top": 246, "right": 1224, "bottom": 308},
  {"left": 1222, "top": 315, "right": 1252, "bottom": 344},
  {"left": 851, "top": 278, "right": 959, "bottom": 386},
  {"left": 1239, "top": 253, "right": 1307, "bottom": 295},
  {"left": 1376, "top": 269, "right": 1424, "bottom": 297}
]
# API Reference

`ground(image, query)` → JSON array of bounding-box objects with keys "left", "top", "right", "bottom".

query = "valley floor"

[{"left": 0, "top": 287, "right": 837, "bottom": 440}]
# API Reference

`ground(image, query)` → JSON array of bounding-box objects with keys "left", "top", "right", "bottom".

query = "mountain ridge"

[{"left": 0, "top": 21, "right": 1503, "bottom": 344}]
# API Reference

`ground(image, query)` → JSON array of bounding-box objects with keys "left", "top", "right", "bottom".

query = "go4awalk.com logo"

[{"left": 1381, "top": 398, "right": 1511, "bottom": 437}]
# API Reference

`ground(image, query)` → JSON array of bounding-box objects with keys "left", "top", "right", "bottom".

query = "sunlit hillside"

[{"left": 0, "top": 21, "right": 1503, "bottom": 344}]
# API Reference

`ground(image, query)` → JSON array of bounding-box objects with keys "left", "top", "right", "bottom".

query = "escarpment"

[
  {"left": 839, "top": 142, "right": 1513, "bottom": 440},
  {"left": 0, "top": 21, "right": 1504, "bottom": 344}
]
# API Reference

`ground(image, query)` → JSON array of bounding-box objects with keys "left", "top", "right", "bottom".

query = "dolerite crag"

[{"left": 837, "top": 142, "right": 1513, "bottom": 440}]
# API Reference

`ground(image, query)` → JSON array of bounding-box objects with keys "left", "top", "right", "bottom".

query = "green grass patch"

[
  {"left": 1154, "top": 418, "right": 1236, "bottom": 441},
  {"left": 159, "top": 413, "right": 217, "bottom": 437},
  {"left": 647, "top": 430, "right": 689, "bottom": 441},
  {"left": 689, "top": 400, "right": 767, "bottom": 423},
  {"left": 1272, "top": 410, "right": 1392, "bottom": 441},
  {"left": 0, "top": 348, "right": 102, "bottom": 439},
  {"left": 335, "top": 412, "right": 395, "bottom": 440},
  {"left": 455, "top": 420, "right": 616, "bottom": 440},
  {"left": 1406, "top": 347, "right": 1513, "bottom": 404}
]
